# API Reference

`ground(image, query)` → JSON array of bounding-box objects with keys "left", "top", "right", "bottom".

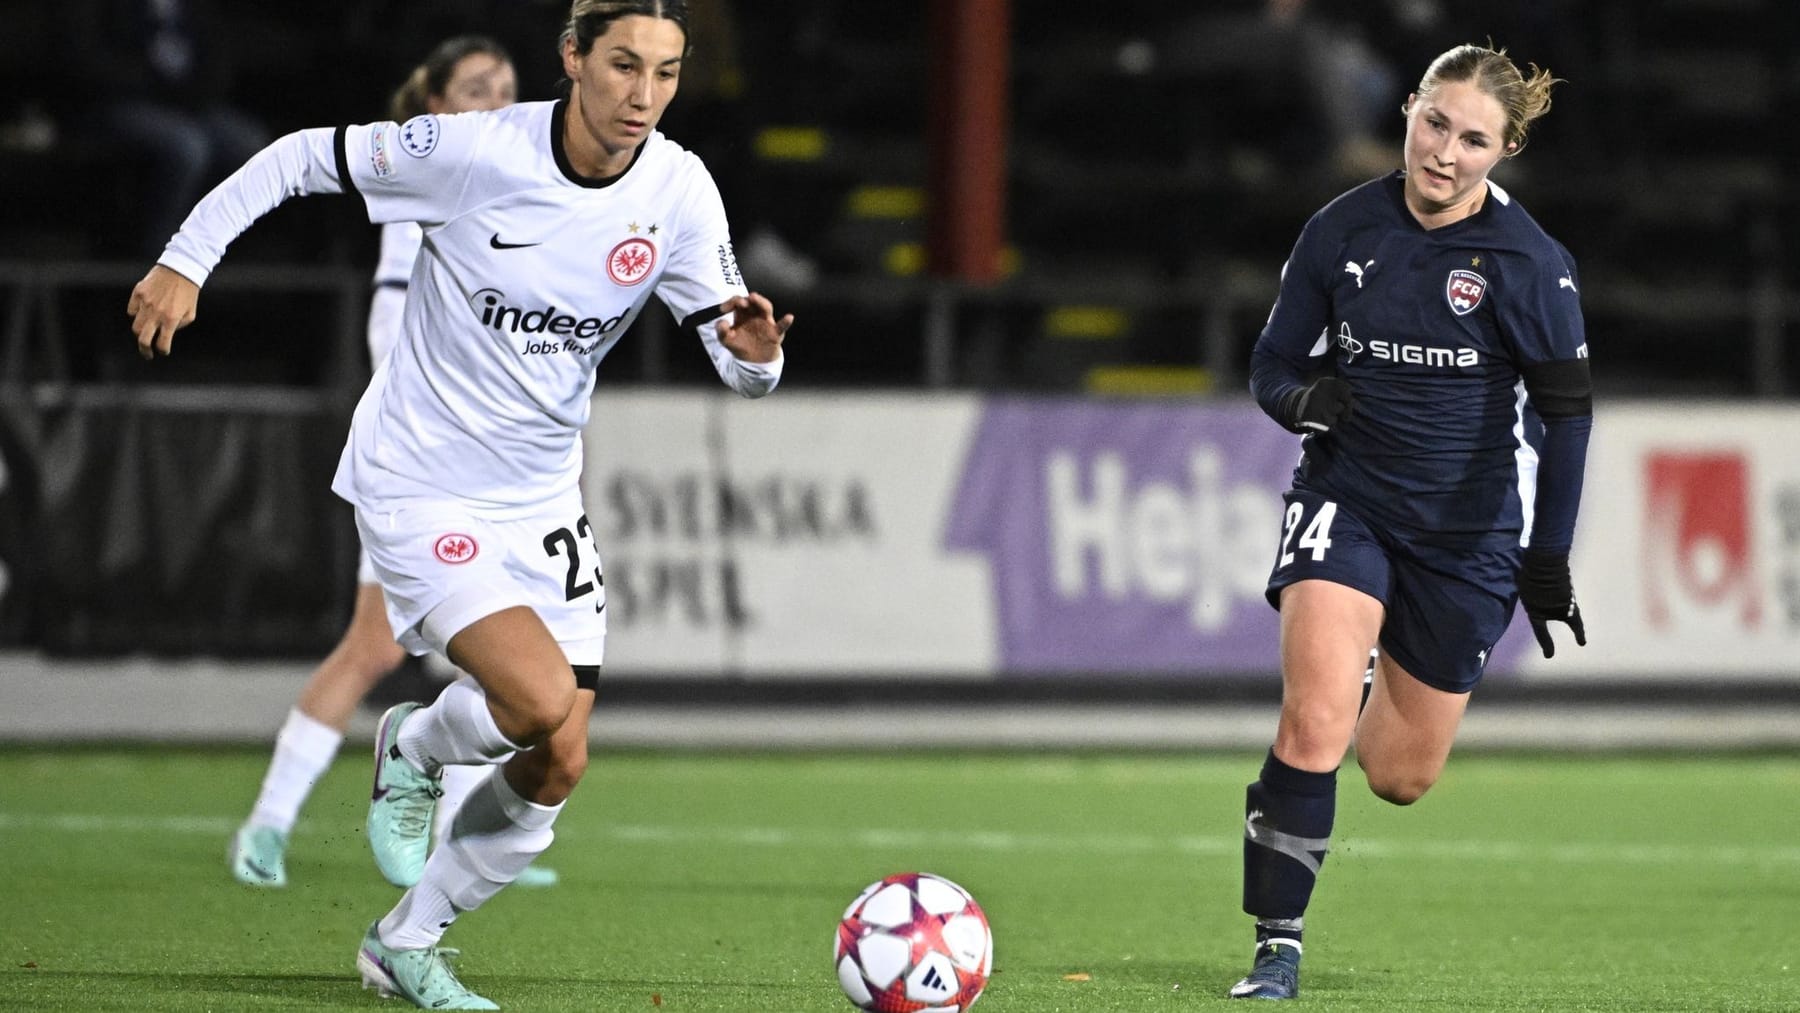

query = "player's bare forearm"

[
  {"left": 127, "top": 265, "right": 201, "bottom": 359},
  {"left": 715, "top": 292, "right": 792, "bottom": 364}
]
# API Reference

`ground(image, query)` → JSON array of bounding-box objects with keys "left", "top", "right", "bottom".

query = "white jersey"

[
  {"left": 365, "top": 221, "right": 422, "bottom": 368},
  {"left": 159, "top": 99, "right": 781, "bottom": 516}
]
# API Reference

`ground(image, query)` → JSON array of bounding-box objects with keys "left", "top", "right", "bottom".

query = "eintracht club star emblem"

[
  {"left": 1446, "top": 268, "right": 1487, "bottom": 316},
  {"left": 433, "top": 533, "right": 478, "bottom": 564},
  {"left": 607, "top": 236, "right": 656, "bottom": 286}
]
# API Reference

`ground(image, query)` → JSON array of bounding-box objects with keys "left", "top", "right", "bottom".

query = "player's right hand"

[
  {"left": 1291, "top": 376, "right": 1356, "bottom": 433},
  {"left": 127, "top": 265, "right": 200, "bottom": 359}
]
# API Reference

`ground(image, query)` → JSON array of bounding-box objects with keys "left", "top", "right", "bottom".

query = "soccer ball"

[{"left": 834, "top": 872, "right": 992, "bottom": 1012}]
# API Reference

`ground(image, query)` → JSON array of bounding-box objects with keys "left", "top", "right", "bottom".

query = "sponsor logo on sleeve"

[
  {"left": 369, "top": 125, "right": 394, "bottom": 178},
  {"left": 718, "top": 242, "right": 742, "bottom": 287},
  {"left": 398, "top": 115, "right": 439, "bottom": 158}
]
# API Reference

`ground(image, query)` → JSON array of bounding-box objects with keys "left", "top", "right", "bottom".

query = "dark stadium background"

[
  {"left": 7, "top": 2, "right": 1795, "bottom": 392},
  {"left": 0, "top": 0, "right": 1795, "bottom": 721}
]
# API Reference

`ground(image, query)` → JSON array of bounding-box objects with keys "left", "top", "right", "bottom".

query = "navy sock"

[{"left": 1242, "top": 748, "right": 1337, "bottom": 921}]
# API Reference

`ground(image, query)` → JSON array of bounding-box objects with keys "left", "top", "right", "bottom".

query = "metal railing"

[
  {"left": 0, "top": 260, "right": 368, "bottom": 396},
  {"left": 1, "top": 259, "right": 1791, "bottom": 396}
]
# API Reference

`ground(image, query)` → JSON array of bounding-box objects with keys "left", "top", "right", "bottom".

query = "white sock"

[
  {"left": 380, "top": 769, "right": 561, "bottom": 950},
  {"left": 249, "top": 708, "right": 343, "bottom": 834},
  {"left": 435, "top": 760, "right": 514, "bottom": 846},
  {"left": 377, "top": 881, "right": 460, "bottom": 952},
  {"left": 397, "top": 678, "right": 519, "bottom": 773}
]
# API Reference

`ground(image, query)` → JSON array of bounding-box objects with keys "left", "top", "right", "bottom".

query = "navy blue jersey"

[{"left": 1250, "top": 172, "right": 1591, "bottom": 553}]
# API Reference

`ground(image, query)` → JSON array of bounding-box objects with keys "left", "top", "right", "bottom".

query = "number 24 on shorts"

[{"left": 1279, "top": 499, "right": 1339, "bottom": 567}]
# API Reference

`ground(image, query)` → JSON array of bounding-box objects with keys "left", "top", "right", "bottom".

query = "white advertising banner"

[
  {"left": 581, "top": 393, "right": 1305, "bottom": 679},
  {"left": 580, "top": 393, "right": 1800, "bottom": 681},
  {"left": 1516, "top": 402, "right": 1800, "bottom": 680},
  {"left": 581, "top": 390, "right": 996, "bottom": 677}
]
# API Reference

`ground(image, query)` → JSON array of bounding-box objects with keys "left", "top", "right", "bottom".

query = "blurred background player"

[
  {"left": 127, "top": 0, "right": 793, "bottom": 1006},
  {"left": 226, "top": 34, "right": 554, "bottom": 892},
  {"left": 1231, "top": 42, "right": 1590, "bottom": 999}
]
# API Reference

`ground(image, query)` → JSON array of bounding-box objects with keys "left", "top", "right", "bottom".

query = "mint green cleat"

[
  {"left": 369, "top": 702, "right": 442, "bottom": 888},
  {"left": 513, "top": 864, "right": 559, "bottom": 888},
  {"left": 227, "top": 824, "right": 288, "bottom": 887},
  {"left": 356, "top": 922, "right": 498, "bottom": 1010}
]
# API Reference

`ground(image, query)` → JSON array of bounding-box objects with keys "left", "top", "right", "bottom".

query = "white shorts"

[{"left": 354, "top": 489, "right": 606, "bottom": 665}]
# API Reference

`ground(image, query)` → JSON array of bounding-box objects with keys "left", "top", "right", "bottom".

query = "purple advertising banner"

[
  {"left": 943, "top": 398, "right": 1536, "bottom": 677},
  {"left": 944, "top": 400, "right": 1299, "bottom": 674}
]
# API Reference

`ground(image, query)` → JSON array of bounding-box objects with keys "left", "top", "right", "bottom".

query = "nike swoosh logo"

[{"left": 490, "top": 233, "right": 541, "bottom": 250}]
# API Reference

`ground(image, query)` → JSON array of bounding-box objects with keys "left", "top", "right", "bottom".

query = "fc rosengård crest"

[{"left": 1446, "top": 269, "right": 1487, "bottom": 316}]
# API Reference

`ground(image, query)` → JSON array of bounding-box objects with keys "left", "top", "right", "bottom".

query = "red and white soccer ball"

[{"left": 835, "top": 872, "right": 992, "bottom": 1012}]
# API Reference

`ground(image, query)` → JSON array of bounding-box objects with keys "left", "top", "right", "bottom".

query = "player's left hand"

[
  {"left": 716, "top": 292, "right": 792, "bottom": 364},
  {"left": 1518, "top": 548, "right": 1586, "bottom": 658}
]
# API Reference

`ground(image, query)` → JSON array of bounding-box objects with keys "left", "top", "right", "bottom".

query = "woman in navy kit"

[{"left": 1230, "top": 43, "right": 1592, "bottom": 1000}]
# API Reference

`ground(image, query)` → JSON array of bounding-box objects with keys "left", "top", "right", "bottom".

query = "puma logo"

[
  {"left": 1559, "top": 276, "right": 1577, "bottom": 292},
  {"left": 1344, "top": 260, "right": 1374, "bottom": 288}
]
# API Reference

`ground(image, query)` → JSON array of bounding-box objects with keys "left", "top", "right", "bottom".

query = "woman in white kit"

[
  {"left": 225, "top": 33, "right": 565, "bottom": 894},
  {"left": 127, "top": 2, "right": 792, "bottom": 1008}
]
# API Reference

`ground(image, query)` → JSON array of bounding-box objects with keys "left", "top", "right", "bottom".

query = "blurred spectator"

[
  {"left": 63, "top": 0, "right": 270, "bottom": 256},
  {"left": 1158, "top": 0, "right": 1402, "bottom": 184},
  {"left": 655, "top": 0, "right": 818, "bottom": 291}
]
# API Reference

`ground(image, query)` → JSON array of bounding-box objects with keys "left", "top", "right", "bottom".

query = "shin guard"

[{"left": 1242, "top": 750, "right": 1337, "bottom": 919}]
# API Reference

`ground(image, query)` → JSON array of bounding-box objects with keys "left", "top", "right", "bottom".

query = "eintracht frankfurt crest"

[
  {"left": 608, "top": 238, "right": 656, "bottom": 286},
  {"left": 434, "top": 533, "right": 478, "bottom": 564}
]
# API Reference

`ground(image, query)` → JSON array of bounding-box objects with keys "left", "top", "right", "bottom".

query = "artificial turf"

[{"left": 1, "top": 749, "right": 1795, "bottom": 1010}]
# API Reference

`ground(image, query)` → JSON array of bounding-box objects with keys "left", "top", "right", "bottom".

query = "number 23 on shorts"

[{"left": 542, "top": 514, "right": 604, "bottom": 611}]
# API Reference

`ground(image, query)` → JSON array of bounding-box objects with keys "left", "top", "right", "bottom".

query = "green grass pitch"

[{"left": 1, "top": 749, "right": 1795, "bottom": 1010}]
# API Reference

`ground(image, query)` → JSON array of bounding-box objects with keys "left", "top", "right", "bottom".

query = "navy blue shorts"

[{"left": 1264, "top": 489, "right": 1519, "bottom": 694}]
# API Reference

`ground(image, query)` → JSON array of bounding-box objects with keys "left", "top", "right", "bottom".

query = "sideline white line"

[
  {"left": 4, "top": 812, "right": 1796, "bottom": 867},
  {"left": 6, "top": 653, "right": 1800, "bottom": 749},
  {"left": 0, "top": 812, "right": 240, "bottom": 834}
]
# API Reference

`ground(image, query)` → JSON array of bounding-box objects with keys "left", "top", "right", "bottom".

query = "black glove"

[
  {"left": 1518, "top": 548, "right": 1586, "bottom": 658},
  {"left": 1285, "top": 377, "right": 1356, "bottom": 434}
]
